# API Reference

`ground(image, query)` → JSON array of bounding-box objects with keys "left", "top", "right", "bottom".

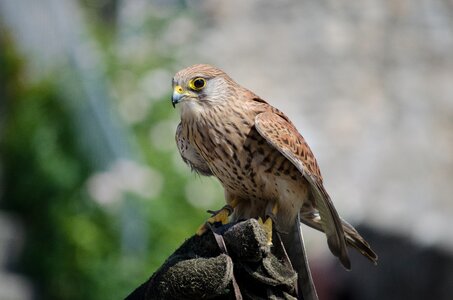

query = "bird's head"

[{"left": 171, "top": 64, "right": 236, "bottom": 115}]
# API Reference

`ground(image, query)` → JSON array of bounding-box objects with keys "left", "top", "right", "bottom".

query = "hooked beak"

[{"left": 172, "top": 85, "right": 185, "bottom": 108}]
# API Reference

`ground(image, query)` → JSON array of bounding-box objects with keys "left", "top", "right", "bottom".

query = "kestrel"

[{"left": 172, "top": 64, "right": 377, "bottom": 294}]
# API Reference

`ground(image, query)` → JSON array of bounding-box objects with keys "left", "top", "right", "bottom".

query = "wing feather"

[{"left": 255, "top": 111, "right": 351, "bottom": 269}]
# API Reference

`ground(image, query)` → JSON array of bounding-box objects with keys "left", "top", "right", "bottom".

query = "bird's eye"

[{"left": 189, "top": 78, "right": 206, "bottom": 91}]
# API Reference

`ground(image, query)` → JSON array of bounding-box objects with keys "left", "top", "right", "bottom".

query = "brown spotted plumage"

[{"left": 172, "top": 64, "right": 377, "bottom": 285}]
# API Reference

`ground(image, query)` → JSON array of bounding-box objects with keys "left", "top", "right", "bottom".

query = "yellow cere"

[{"left": 174, "top": 85, "right": 184, "bottom": 94}]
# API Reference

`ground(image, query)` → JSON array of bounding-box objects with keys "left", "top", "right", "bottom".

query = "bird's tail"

[
  {"left": 279, "top": 213, "right": 319, "bottom": 300},
  {"left": 340, "top": 218, "right": 378, "bottom": 264},
  {"left": 300, "top": 211, "right": 378, "bottom": 265}
]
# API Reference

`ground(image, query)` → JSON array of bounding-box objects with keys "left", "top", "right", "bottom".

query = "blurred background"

[{"left": 1, "top": 0, "right": 452, "bottom": 299}]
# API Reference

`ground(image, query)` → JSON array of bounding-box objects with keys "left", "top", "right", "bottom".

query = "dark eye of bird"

[{"left": 193, "top": 78, "right": 205, "bottom": 89}]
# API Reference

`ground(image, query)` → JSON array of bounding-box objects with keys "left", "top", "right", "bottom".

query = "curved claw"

[
  {"left": 258, "top": 217, "right": 274, "bottom": 246},
  {"left": 207, "top": 205, "right": 234, "bottom": 217},
  {"left": 196, "top": 205, "right": 234, "bottom": 236},
  {"left": 258, "top": 202, "right": 281, "bottom": 245}
]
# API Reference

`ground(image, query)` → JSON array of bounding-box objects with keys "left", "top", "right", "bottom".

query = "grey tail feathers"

[
  {"left": 341, "top": 218, "right": 378, "bottom": 264},
  {"left": 279, "top": 213, "right": 319, "bottom": 300},
  {"left": 300, "top": 211, "right": 378, "bottom": 265}
]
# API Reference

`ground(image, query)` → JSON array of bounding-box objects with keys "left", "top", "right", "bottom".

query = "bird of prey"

[{"left": 172, "top": 64, "right": 377, "bottom": 296}]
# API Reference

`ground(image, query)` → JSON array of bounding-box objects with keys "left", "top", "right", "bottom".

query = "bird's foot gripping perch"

[
  {"left": 197, "top": 205, "right": 234, "bottom": 235},
  {"left": 258, "top": 217, "right": 273, "bottom": 246},
  {"left": 258, "top": 202, "right": 279, "bottom": 246}
]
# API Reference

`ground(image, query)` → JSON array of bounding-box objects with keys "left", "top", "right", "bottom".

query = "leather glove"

[{"left": 125, "top": 219, "right": 298, "bottom": 300}]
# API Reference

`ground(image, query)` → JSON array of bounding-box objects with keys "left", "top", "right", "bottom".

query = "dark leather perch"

[{"left": 125, "top": 219, "right": 303, "bottom": 300}]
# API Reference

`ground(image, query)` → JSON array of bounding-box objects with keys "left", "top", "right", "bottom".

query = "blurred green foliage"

[
  {"left": 0, "top": 5, "right": 223, "bottom": 300},
  {"left": 1, "top": 34, "right": 121, "bottom": 299}
]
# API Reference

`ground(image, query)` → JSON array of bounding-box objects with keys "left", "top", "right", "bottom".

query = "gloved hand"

[{"left": 125, "top": 219, "right": 299, "bottom": 300}]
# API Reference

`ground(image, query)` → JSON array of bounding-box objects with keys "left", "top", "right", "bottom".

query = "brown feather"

[{"left": 254, "top": 112, "right": 350, "bottom": 269}]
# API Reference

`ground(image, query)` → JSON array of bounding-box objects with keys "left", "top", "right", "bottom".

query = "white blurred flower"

[
  {"left": 113, "top": 70, "right": 156, "bottom": 125},
  {"left": 139, "top": 68, "right": 172, "bottom": 101},
  {"left": 116, "top": 35, "right": 153, "bottom": 65},
  {"left": 185, "top": 179, "right": 223, "bottom": 209},
  {"left": 149, "top": 119, "right": 178, "bottom": 152},
  {"left": 118, "top": 92, "right": 152, "bottom": 124},
  {"left": 119, "top": 0, "right": 150, "bottom": 28},
  {"left": 159, "top": 16, "right": 196, "bottom": 49},
  {"left": 87, "top": 159, "right": 163, "bottom": 205},
  {"left": 113, "top": 70, "right": 136, "bottom": 99}
]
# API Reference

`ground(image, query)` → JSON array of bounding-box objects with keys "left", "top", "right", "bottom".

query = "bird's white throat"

[{"left": 180, "top": 100, "right": 204, "bottom": 120}]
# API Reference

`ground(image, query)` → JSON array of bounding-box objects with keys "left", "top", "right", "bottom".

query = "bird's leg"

[
  {"left": 196, "top": 199, "right": 238, "bottom": 235},
  {"left": 258, "top": 202, "right": 279, "bottom": 245}
]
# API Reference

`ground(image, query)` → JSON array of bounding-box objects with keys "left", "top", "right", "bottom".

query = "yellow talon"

[
  {"left": 259, "top": 202, "right": 278, "bottom": 245},
  {"left": 207, "top": 208, "right": 230, "bottom": 225},
  {"left": 196, "top": 205, "right": 233, "bottom": 236},
  {"left": 258, "top": 216, "right": 273, "bottom": 245},
  {"left": 263, "top": 217, "right": 273, "bottom": 245}
]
